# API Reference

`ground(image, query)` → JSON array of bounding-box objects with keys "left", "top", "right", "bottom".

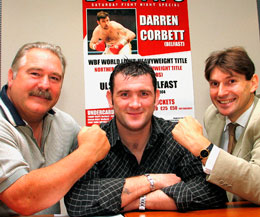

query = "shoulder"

[
  {"left": 203, "top": 104, "right": 226, "bottom": 132},
  {"left": 51, "top": 107, "right": 80, "bottom": 131},
  {"left": 111, "top": 21, "right": 124, "bottom": 28},
  {"left": 252, "top": 97, "right": 260, "bottom": 116},
  {"left": 204, "top": 104, "right": 219, "bottom": 123},
  {"left": 152, "top": 116, "right": 176, "bottom": 134},
  {"left": 100, "top": 119, "right": 115, "bottom": 134},
  {"left": 246, "top": 98, "right": 260, "bottom": 129},
  {"left": 93, "top": 25, "right": 102, "bottom": 35},
  {"left": 205, "top": 104, "right": 218, "bottom": 118},
  {"left": 0, "top": 115, "right": 18, "bottom": 136}
]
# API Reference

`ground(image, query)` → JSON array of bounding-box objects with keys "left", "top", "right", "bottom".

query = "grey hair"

[{"left": 11, "top": 42, "right": 66, "bottom": 77}]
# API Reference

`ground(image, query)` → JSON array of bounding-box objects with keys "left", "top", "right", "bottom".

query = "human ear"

[{"left": 106, "top": 90, "right": 114, "bottom": 108}]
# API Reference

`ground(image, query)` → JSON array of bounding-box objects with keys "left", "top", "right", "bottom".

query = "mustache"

[{"left": 29, "top": 89, "right": 52, "bottom": 100}]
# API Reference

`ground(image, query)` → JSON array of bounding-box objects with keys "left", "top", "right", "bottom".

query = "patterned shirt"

[{"left": 65, "top": 116, "right": 227, "bottom": 216}]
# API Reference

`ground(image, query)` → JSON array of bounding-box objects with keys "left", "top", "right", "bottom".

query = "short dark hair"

[
  {"left": 205, "top": 46, "right": 255, "bottom": 81},
  {"left": 97, "top": 11, "right": 109, "bottom": 21},
  {"left": 109, "top": 60, "right": 157, "bottom": 94}
]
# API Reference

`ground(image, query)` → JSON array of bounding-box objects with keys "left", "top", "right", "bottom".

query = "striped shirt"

[{"left": 65, "top": 116, "right": 227, "bottom": 216}]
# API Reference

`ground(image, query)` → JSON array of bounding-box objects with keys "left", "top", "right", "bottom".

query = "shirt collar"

[
  {"left": 108, "top": 115, "right": 164, "bottom": 148},
  {"left": 0, "top": 84, "right": 55, "bottom": 127}
]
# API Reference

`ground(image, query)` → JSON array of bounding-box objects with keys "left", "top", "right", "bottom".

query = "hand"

[
  {"left": 171, "top": 116, "right": 210, "bottom": 156},
  {"left": 94, "top": 40, "right": 106, "bottom": 51},
  {"left": 109, "top": 43, "right": 124, "bottom": 54},
  {"left": 151, "top": 174, "right": 181, "bottom": 190},
  {"left": 77, "top": 124, "right": 110, "bottom": 162}
]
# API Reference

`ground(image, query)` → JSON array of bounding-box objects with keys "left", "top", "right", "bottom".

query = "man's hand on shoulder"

[{"left": 78, "top": 125, "right": 110, "bottom": 162}]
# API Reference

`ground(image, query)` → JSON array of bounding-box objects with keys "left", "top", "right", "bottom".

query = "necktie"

[{"left": 227, "top": 123, "right": 238, "bottom": 153}]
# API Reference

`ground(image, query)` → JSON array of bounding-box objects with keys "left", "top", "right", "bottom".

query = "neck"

[
  {"left": 117, "top": 121, "right": 152, "bottom": 163},
  {"left": 28, "top": 119, "right": 43, "bottom": 147}
]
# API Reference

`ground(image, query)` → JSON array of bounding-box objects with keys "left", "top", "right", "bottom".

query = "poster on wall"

[{"left": 82, "top": 0, "right": 194, "bottom": 126}]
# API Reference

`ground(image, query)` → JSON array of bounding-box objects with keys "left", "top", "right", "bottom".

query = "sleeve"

[
  {"left": 207, "top": 148, "right": 260, "bottom": 204},
  {"left": 203, "top": 145, "right": 221, "bottom": 174},
  {"left": 162, "top": 151, "right": 227, "bottom": 211},
  {"left": 64, "top": 163, "right": 126, "bottom": 217}
]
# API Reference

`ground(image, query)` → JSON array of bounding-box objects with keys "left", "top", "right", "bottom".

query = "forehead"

[
  {"left": 210, "top": 67, "right": 245, "bottom": 81},
  {"left": 99, "top": 16, "right": 109, "bottom": 22},
  {"left": 20, "top": 48, "right": 62, "bottom": 69},
  {"left": 113, "top": 73, "right": 154, "bottom": 90}
]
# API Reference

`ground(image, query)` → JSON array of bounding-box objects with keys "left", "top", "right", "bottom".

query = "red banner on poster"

[{"left": 82, "top": 0, "right": 194, "bottom": 126}]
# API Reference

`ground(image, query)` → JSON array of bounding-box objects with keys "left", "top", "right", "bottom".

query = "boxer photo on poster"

[{"left": 87, "top": 9, "right": 137, "bottom": 55}]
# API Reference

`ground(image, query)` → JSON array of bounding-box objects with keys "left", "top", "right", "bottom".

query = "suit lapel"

[{"left": 207, "top": 112, "right": 225, "bottom": 146}]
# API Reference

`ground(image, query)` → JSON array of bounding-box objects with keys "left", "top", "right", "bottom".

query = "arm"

[
  {"left": 113, "top": 21, "right": 136, "bottom": 43},
  {"left": 109, "top": 22, "right": 136, "bottom": 54},
  {"left": 173, "top": 114, "right": 260, "bottom": 205},
  {"left": 163, "top": 150, "right": 227, "bottom": 211},
  {"left": 65, "top": 172, "right": 181, "bottom": 217},
  {"left": 121, "top": 174, "right": 181, "bottom": 209},
  {"left": 206, "top": 115, "right": 260, "bottom": 205},
  {"left": 0, "top": 125, "right": 110, "bottom": 215},
  {"left": 123, "top": 190, "right": 177, "bottom": 212},
  {"left": 125, "top": 155, "right": 226, "bottom": 212},
  {"left": 89, "top": 28, "right": 105, "bottom": 51},
  {"left": 208, "top": 149, "right": 260, "bottom": 204},
  {"left": 172, "top": 116, "right": 211, "bottom": 165}
]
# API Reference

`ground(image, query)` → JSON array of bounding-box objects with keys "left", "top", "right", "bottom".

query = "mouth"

[
  {"left": 217, "top": 98, "right": 236, "bottom": 105},
  {"left": 127, "top": 111, "right": 143, "bottom": 116}
]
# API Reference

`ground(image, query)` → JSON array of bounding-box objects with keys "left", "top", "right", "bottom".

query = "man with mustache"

[
  {"left": 0, "top": 42, "right": 110, "bottom": 216},
  {"left": 89, "top": 11, "right": 136, "bottom": 55},
  {"left": 172, "top": 47, "right": 260, "bottom": 204}
]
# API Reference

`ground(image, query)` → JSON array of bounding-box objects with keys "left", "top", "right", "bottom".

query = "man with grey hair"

[{"left": 0, "top": 42, "right": 110, "bottom": 216}]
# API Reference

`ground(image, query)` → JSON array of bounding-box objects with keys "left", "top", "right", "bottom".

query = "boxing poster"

[{"left": 82, "top": 0, "right": 194, "bottom": 125}]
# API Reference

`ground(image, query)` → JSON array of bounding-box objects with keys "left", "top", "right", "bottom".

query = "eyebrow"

[{"left": 26, "top": 68, "right": 63, "bottom": 77}]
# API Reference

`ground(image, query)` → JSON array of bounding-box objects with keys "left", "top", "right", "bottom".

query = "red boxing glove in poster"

[
  {"left": 109, "top": 39, "right": 127, "bottom": 54},
  {"left": 93, "top": 40, "right": 106, "bottom": 51}
]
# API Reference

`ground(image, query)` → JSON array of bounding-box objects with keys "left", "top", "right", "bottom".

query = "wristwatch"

[
  {"left": 145, "top": 174, "right": 155, "bottom": 191},
  {"left": 197, "top": 143, "right": 213, "bottom": 161},
  {"left": 139, "top": 195, "right": 146, "bottom": 211}
]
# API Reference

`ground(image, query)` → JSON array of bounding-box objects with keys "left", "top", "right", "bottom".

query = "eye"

[
  {"left": 30, "top": 72, "right": 40, "bottom": 77},
  {"left": 141, "top": 91, "right": 149, "bottom": 96},
  {"left": 50, "top": 75, "right": 61, "bottom": 82},
  {"left": 229, "top": 79, "right": 236, "bottom": 84},
  {"left": 209, "top": 81, "right": 218, "bottom": 87},
  {"left": 120, "top": 92, "right": 128, "bottom": 97}
]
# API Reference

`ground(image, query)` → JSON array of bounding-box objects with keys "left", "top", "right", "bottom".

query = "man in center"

[{"left": 65, "top": 61, "right": 227, "bottom": 216}]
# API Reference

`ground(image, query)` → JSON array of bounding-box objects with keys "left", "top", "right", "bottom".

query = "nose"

[
  {"left": 217, "top": 83, "right": 228, "bottom": 97},
  {"left": 129, "top": 96, "right": 141, "bottom": 109},
  {"left": 38, "top": 75, "right": 50, "bottom": 90}
]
